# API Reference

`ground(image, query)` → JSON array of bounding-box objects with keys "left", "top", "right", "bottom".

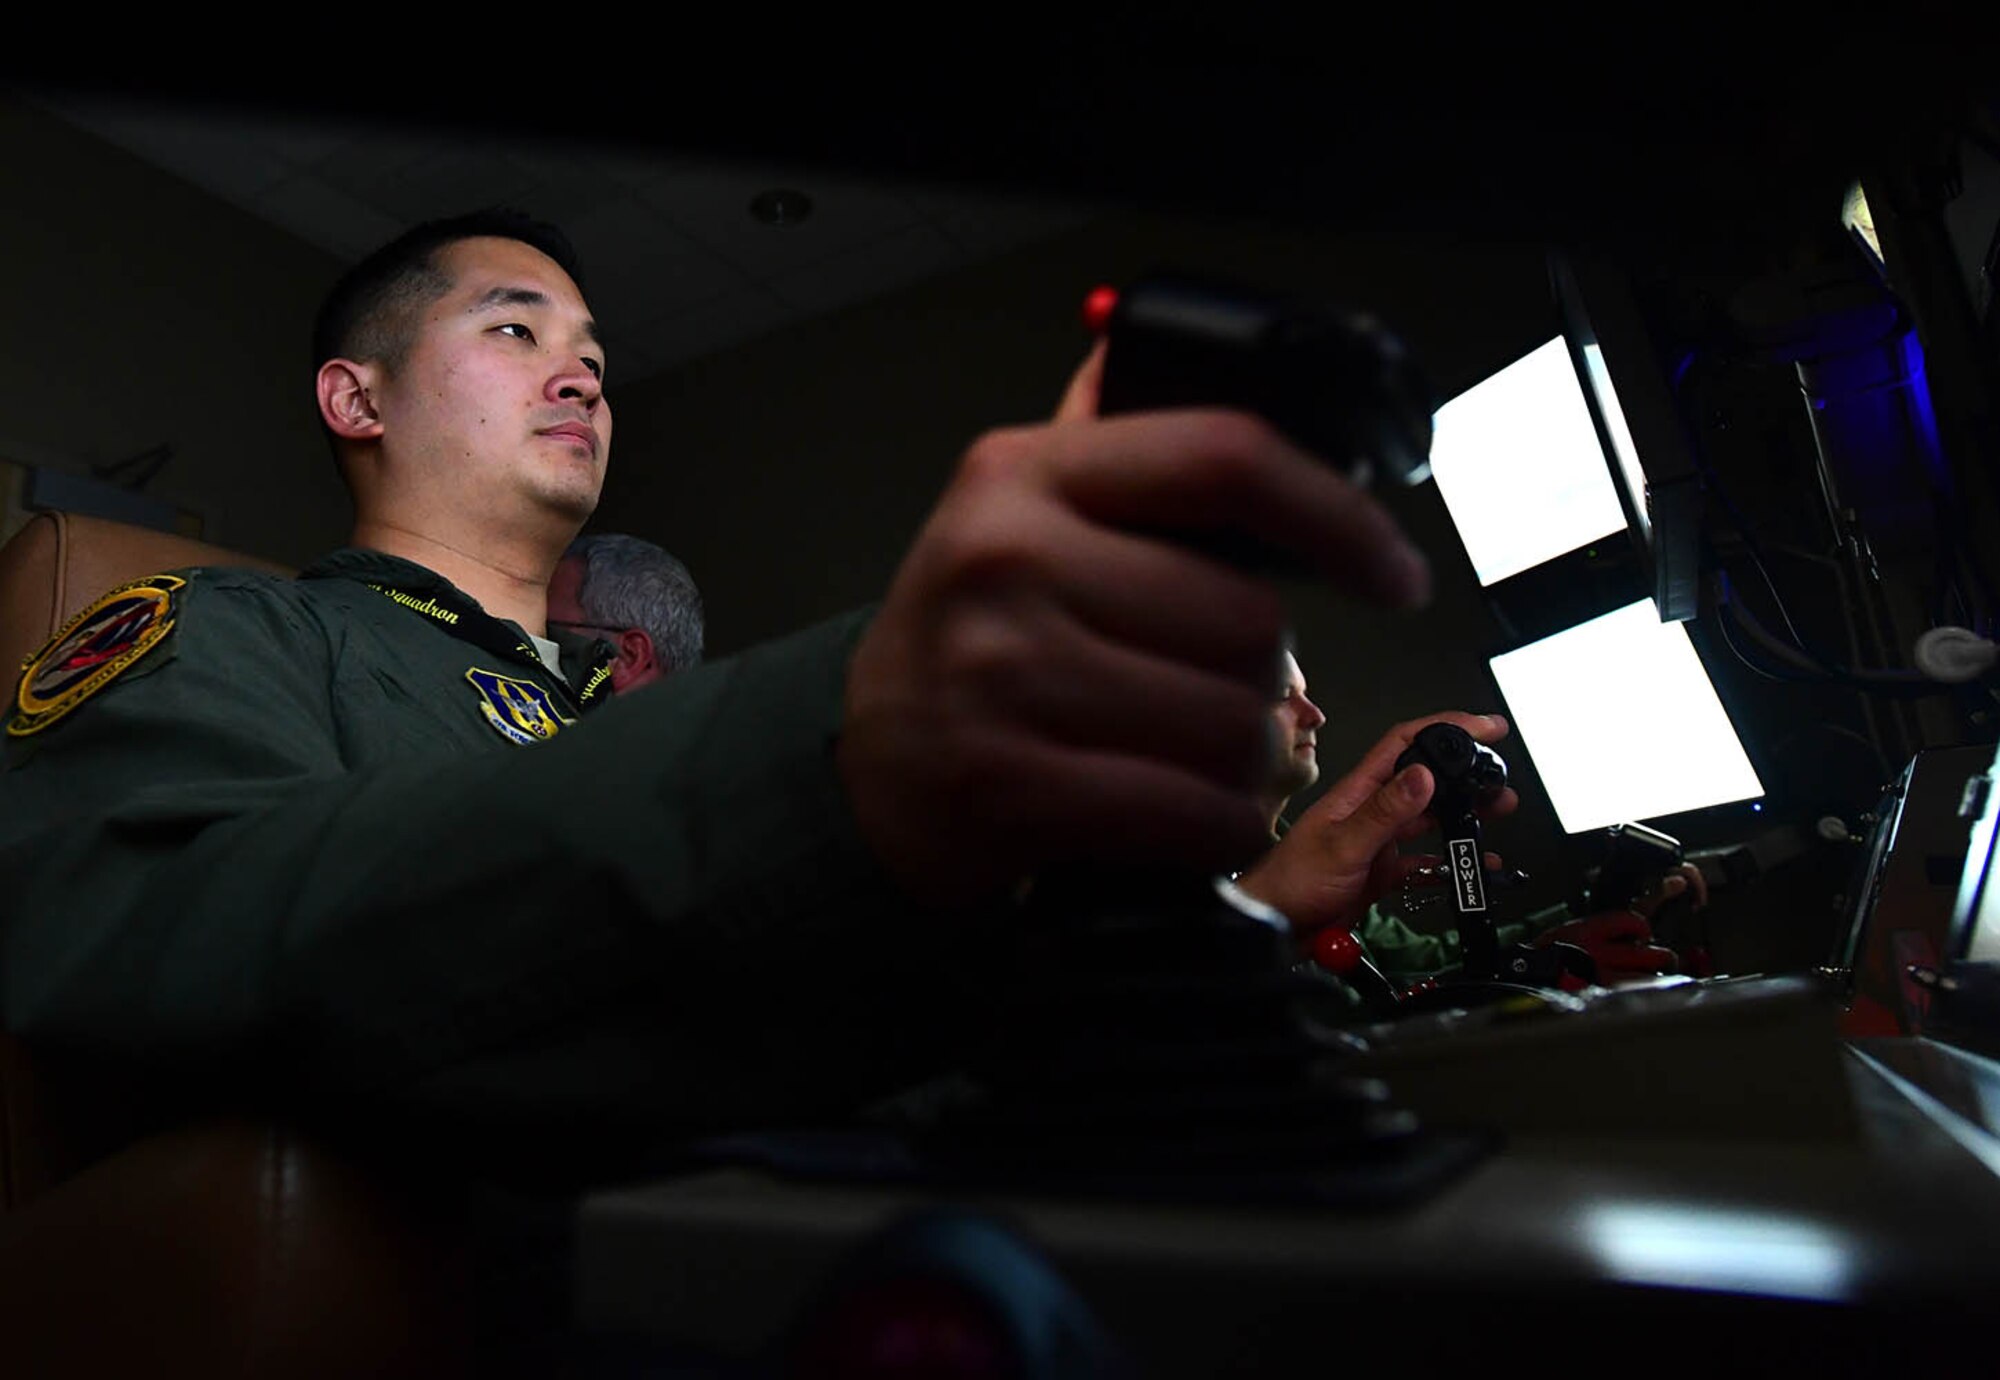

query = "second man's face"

[{"left": 1270, "top": 650, "right": 1326, "bottom": 799}]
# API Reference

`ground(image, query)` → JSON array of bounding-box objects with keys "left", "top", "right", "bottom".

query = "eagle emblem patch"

[
  {"left": 466, "top": 667, "right": 572, "bottom": 745},
  {"left": 9, "top": 574, "right": 185, "bottom": 737}
]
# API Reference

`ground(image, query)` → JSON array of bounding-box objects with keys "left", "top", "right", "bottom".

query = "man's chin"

[
  {"left": 536, "top": 485, "right": 601, "bottom": 524},
  {"left": 1271, "top": 763, "right": 1317, "bottom": 803}
]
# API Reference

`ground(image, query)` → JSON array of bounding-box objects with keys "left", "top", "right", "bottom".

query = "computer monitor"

[
  {"left": 1922, "top": 739, "right": 2000, "bottom": 1056},
  {"left": 1488, "top": 598, "right": 1765, "bottom": 834},
  {"left": 1550, "top": 252, "right": 1705, "bottom": 622},
  {"left": 1427, "top": 336, "right": 1630, "bottom": 588},
  {"left": 1951, "top": 740, "right": 2000, "bottom": 966}
]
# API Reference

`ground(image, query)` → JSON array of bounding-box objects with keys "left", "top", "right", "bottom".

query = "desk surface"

[{"left": 576, "top": 1039, "right": 2000, "bottom": 1373}]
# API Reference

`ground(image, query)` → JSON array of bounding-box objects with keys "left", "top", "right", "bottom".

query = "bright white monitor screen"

[
  {"left": 1489, "top": 599, "right": 1765, "bottom": 833},
  {"left": 1429, "top": 337, "right": 1629, "bottom": 586}
]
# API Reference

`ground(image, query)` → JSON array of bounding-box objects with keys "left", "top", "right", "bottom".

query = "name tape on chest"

[
  {"left": 8, "top": 575, "right": 185, "bottom": 738},
  {"left": 576, "top": 659, "right": 613, "bottom": 706},
  {"left": 466, "top": 667, "right": 575, "bottom": 745}
]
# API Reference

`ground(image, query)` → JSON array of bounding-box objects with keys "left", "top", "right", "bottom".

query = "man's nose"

[
  {"left": 550, "top": 358, "right": 603, "bottom": 407},
  {"left": 1298, "top": 694, "right": 1327, "bottom": 730}
]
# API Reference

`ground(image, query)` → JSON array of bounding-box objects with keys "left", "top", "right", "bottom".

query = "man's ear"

[
  {"left": 317, "top": 359, "right": 385, "bottom": 442},
  {"left": 610, "top": 627, "right": 661, "bottom": 693}
]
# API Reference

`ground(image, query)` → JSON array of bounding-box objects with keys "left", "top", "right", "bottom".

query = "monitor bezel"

[{"left": 1549, "top": 251, "right": 1705, "bottom": 624}]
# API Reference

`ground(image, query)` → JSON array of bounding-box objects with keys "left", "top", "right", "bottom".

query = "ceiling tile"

[
  {"left": 500, "top": 139, "right": 630, "bottom": 224},
  {"left": 246, "top": 175, "right": 405, "bottom": 261},
  {"left": 584, "top": 143, "right": 682, "bottom": 189},
  {"left": 562, "top": 197, "right": 747, "bottom": 329},
  {"left": 46, "top": 96, "right": 293, "bottom": 205},
  {"left": 250, "top": 112, "right": 368, "bottom": 171},
  {"left": 630, "top": 286, "right": 793, "bottom": 374},
  {"left": 363, "top": 147, "right": 545, "bottom": 224},
  {"left": 761, "top": 222, "right": 962, "bottom": 316},
  {"left": 312, "top": 129, "right": 459, "bottom": 206},
  {"left": 630, "top": 159, "right": 927, "bottom": 278},
  {"left": 925, "top": 195, "right": 1094, "bottom": 259}
]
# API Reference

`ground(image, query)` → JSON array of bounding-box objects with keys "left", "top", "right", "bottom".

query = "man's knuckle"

[
  {"left": 950, "top": 534, "right": 1041, "bottom": 596},
  {"left": 1188, "top": 410, "right": 1276, "bottom": 462},
  {"left": 1186, "top": 438, "right": 1268, "bottom": 503},
  {"left": 958, "top": 428, "right": 1032, "bottom": 486},
  {"left": 940, "top": 616, "right": 1034, "bottom": 696}
]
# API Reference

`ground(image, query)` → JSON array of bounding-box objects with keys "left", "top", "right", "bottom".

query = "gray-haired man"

[{"left": 549, "top": 533, "right": 705, "bottom": 693}]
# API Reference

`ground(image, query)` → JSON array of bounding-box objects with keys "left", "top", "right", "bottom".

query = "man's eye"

[
  {"left": 497, "top": 323, "right": 536, "bottom": 343},
  {"left": 582, "top": 357, "right": 603, "bottom": 380}
]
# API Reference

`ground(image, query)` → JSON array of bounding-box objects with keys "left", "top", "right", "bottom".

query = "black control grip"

[
  {"left": 1393, "top": 722, "right": 1507, "bottom": 799},
  {"left": 1094, "top": 272, "right": 1436, "bottom": 489},
  {"left": 1394, "top": 722, "right": 1510, "bottom": 972}
]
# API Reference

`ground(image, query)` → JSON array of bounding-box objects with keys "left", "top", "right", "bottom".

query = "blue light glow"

[{"left": 1903, "top": 332, "right": 1950, "bottom": 493}]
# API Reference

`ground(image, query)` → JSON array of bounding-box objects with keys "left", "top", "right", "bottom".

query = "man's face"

[
  {"left": 371, "top": 236, "right": 612, "bottom": 526},
  {"left": 1268, "top": 650, "right": 1327, "bottom": 804}
]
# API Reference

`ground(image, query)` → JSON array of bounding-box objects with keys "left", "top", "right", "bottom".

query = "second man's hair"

[{"left": 568, "top": 534, "right": 705, "bottom": 674}]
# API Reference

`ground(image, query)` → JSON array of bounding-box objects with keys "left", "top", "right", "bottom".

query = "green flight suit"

[{"left": 0, "top": 549, "right": 970, "bottom": 1177}]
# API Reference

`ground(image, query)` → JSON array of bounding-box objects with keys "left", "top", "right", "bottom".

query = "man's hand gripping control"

[{"left": 836, "top": 346, "right": 1433, "bottom": 907}]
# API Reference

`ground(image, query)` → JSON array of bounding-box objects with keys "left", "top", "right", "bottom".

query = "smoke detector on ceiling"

[{"left": 748, "top": 188, "right": 813, "bottom": 227}]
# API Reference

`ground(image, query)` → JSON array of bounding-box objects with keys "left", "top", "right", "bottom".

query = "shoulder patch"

[
  {"left": 9, "top": 574, "right": 186, "bottom": 737},
  {"left": 466, "top": 667, "right": 574, "bottom": 745}
]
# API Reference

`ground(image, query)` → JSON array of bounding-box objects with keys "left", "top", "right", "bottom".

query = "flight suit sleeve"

[{"left": 0, "top": 579, "right": 964, "bottom": 1151}]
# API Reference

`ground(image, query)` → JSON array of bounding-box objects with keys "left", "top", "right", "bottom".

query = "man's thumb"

[
  {"left": 1052, "top": 339, "right": 1107, "bottom": 423},
  {"left": 1340, "top": 764, "right": 1432, "bottom": 854}
]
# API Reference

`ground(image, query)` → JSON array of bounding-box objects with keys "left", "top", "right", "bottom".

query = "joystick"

[
  {"left": 1086, "top": 273, "right": 1436, "bottom": 491},
  {"left": 1393, "top": 723, "right": 1510, "bottom": 980},
  {"left": 1586, "top": 821, "right": 1704, "bottom": 974},
  {"left": 1586, "top": 822, "right": 1684, "bottom": 912},
  {"left": 911, "top": 274, "right": 1485, "bottom": 1200},
  {"left": 1394, "top": 723, "right": 1594, "bottom": 992}
]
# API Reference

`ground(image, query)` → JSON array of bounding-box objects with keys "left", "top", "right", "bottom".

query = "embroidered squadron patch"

[
  {"left": 8, "top": 574, "right": 185, "bottom": 738},
  {"left": 466, "top": 667, "right": 573, "bottom": 745}
]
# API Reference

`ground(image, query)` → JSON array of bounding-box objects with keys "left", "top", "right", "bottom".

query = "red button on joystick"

[
  {"left": 1311, "top": 926, "right": 1363, "bottom": 976},
  {"left": 1081, "top": 285, "right": 1119, "bottom": 335}
]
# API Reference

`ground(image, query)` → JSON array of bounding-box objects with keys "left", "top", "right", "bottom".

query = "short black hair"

[{"left": 311, "top": 208, "right": 586, "bottom": 378}]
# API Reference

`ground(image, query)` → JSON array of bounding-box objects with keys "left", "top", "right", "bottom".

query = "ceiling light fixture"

[{"left": 748, "top": 188, "right": 813, "bottom": 227}]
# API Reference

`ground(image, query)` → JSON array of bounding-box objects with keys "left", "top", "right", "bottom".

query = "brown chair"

[{"left": 0, "top": 511, "right": 470, "bottom": 1377}]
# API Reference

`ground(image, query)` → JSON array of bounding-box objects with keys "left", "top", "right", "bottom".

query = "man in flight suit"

[{"left": 0, "top": 209, "right": 1440, "bottom": 1180}]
